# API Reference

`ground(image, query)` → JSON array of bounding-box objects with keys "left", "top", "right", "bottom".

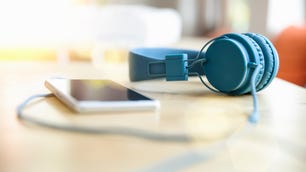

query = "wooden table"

[{"left": 0, "top": 60, "right": 305, "bottom": 172}]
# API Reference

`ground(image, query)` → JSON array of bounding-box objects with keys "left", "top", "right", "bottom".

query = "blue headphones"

[{"left": 129, "top": 33, "right": 279, "bottom": 96}]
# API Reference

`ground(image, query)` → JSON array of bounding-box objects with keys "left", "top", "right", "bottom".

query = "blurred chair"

[{"left": 273, "top": 25, "right": 306, "bottom": 87}]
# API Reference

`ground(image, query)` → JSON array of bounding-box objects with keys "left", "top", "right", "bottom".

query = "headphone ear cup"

[
  {"left": 244, "top": 33, "right": 279, "bottom": 91},
  {"left": 203, "top": 37, "right": 249, "bottom": 94},
  {"left": 204, "top": 33, "right": 265, "bottom": 95}
]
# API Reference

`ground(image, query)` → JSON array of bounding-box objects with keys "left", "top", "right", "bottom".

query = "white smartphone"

[{"left": 45, "top": 78, "right": 159, "bottom": 113}]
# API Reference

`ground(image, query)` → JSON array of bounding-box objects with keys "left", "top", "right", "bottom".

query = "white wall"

[{"left": 267, "top": 0, "right": 305, "bottom": 36}]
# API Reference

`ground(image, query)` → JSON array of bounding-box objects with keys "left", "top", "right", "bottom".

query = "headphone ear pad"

[{"left": 244, "top": 33, "right": 279, "bottom": 91}]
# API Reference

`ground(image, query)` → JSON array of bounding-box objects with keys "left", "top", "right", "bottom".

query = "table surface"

[{"left": 0, "top": 59, "right": 305, "bottom": 172}]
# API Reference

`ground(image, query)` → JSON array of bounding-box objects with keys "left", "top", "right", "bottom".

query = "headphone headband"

[{"left": 129, "top": 48, "right": 205, "bottom": 81}]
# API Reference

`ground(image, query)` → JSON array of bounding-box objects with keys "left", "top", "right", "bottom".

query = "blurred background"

[{"left": 0, "top": 0, "right": 305, "bottom": 86}]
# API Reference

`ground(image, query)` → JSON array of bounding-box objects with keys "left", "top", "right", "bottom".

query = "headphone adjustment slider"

[{"left": 165, "top": 54, "right": 188, "bottom": 81}]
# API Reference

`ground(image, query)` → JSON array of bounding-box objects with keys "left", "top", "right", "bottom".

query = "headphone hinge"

[{"left": 165, "top": 54, "right": 188, "bottom": 81}]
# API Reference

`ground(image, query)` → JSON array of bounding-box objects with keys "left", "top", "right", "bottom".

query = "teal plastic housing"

[
  {"left": 165, "top": 54, "right": 188, "bottom": 81},
  {"left": 129, "top": 48, "right": 205, "bottom": 81}
]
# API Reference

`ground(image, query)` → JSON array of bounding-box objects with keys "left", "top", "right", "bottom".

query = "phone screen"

[
  {"left": 45, "top": 79, "right": 158, "bottom": 112},
  {"left": 68, "top": 80, "right": 152, "bottom": 101}
]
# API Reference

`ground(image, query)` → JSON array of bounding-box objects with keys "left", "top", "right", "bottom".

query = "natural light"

[
  {"left": 0, "top": 0, "right": 304, "bottom": 60},
  {"left": 0, "top": 0, "right": 93, "bottom": 48}
]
